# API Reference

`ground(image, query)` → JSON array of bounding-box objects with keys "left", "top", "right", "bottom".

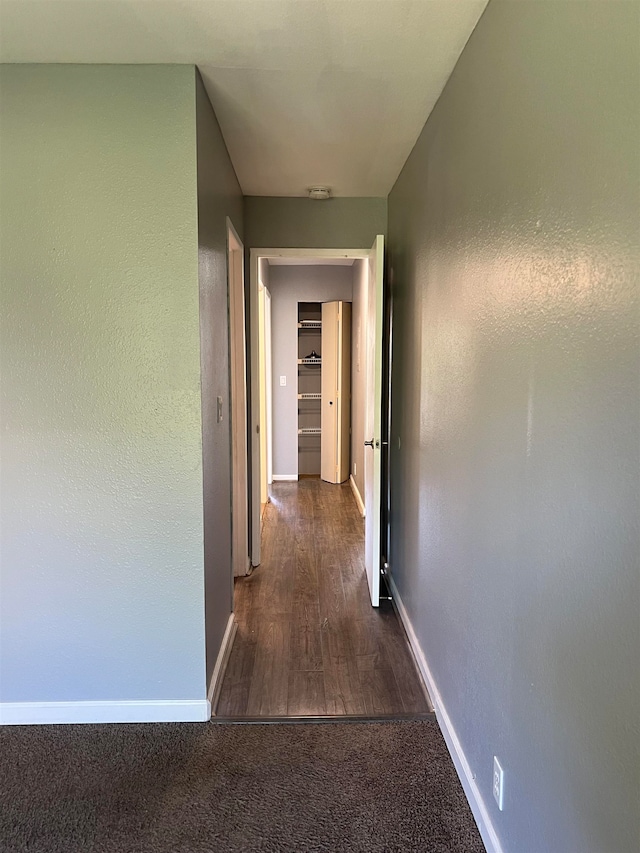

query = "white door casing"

[
  {"left": 227, "top": 220, "right": 249, "bottom": 577},
  {"left": 265, "top": 288, "right": 273, "bottom": 487},
  {"left": 249, "top": 248, "right": 370, "bottom": 567},
  {"left": 258, "top": 283, "right": 268, "bottom": 505}
]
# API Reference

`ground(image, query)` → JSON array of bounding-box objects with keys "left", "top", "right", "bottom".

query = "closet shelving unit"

[{"left": 297, "top": 303, "right": 322, "bottom": 475}]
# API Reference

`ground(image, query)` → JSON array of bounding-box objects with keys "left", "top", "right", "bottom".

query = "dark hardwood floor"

[{"left": 216, "top": 479, "right": 432, "bottom": 718}]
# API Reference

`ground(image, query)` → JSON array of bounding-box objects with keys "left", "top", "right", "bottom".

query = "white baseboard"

[
  {"left": 0, "top": 698, "right": 211, "bottom": 726},
  {"left": 272, "top": 474, "right": 298, "bottom": 481},
  {"left": 208, "top": 613, "right": 237, "bottom": 715},
  {"left": 349, "top": 475, "right": 366, "bottom": 517},
  {"left": 387, "top": 572, "right": 504, "bottom": 853}
]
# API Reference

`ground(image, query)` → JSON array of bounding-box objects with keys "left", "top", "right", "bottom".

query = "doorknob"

[{"left": 364, "top": 439, "right": 374, "bottom": 447}]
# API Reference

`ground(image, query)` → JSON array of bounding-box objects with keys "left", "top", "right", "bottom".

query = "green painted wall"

[
  {"left": 387, "top": 2, "right": 639, "bottom": 851},
  {"left": 244, "top": 196, "right": 387, "bottom": 249},
  {"left": 0, "top": 65, "right": 206, "bottom": 703}
]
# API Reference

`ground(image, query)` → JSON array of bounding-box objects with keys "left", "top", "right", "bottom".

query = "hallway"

[{"left": 216, "top": 480, "right": 431, "bottom": 717}]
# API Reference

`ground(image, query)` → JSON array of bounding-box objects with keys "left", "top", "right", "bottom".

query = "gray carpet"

[{"left": 0, "top": 720, "right": 484, "bottom": 853}]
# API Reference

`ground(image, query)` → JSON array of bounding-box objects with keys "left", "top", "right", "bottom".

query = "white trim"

[
  {"left": 387, "top": 572, "right": 504, "bottom": 853},
  {"left": 350, "top": 474, "right": 366, "bottom": 517},
  {"left": 208, "top": 613, "right": 237, "bottom": 715},
  {"left": 249, "top": 246, "right": 373, "bottom": 568},
  {"left": 0, "top": 699, "right": 211, "bottom": 726},
  {"left": 272, "top": 474, "right": 299, "bottom": 481},
  {"left": 227, "top": 218, "right": 250, "bottom": 579},
  {"left": 252, "top": 248, "right": 371, "bottom": 261},
  {"left": 249, "top": 250, "right": 262, "bottom": 566},
  {"left": 265, "top": 287, "right": 273, "bottom": 488}
]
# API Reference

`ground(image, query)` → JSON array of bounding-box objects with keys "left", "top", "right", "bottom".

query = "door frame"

[
  {"left": 264, "top": 287, "right": 273, "bottom": 489},
  {"left": 227, "top": 219, "right": 250, "bottom": 578},
  {"left": 258, "top": 281, "right": 269, "bottom": 505},
  {"left": 248, "top": 247, "right": 370, "bottom": 567}
]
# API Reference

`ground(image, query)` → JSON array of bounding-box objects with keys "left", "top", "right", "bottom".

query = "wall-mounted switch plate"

[
  {"left": 493, "top": 756, "right": 504, "bottom": 811},
  {"left": 280, "top": 375, "right": 286, "bottom": 386},
  {"left": 217, "top": 396, "right": 223, "bottom": 423}
]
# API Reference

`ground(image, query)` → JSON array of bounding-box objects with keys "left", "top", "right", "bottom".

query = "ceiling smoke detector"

[{"left": 308, "top": 186, "right": 332, "bottom": 200}]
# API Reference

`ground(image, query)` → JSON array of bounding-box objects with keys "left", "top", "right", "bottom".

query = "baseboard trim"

[
  {"left": 208, "top": 614, "right": 237, "bottom": 716},
  {"left": 0, "top": 698, "right": 211, "bottom": 726},
  {"left": 349, "top": 475, "right": 366, "bottom": 517},
  {"left": 272, "top": 474, "right": 298, "bottom": 481},
  {"left": 387, "top": 573, "right": 504, "bottom": 853}
]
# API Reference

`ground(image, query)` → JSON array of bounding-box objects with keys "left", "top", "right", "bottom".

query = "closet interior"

[{"left": 297, "top": 302, "right": 322, "bottom": 476}]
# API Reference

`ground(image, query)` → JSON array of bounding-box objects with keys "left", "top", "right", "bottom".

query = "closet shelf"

[
  {"left": 298, "top": 393, "right": 321, "bottom": 400},
  {"left": 298, "top": 427, "right": 322, "bottom": 435}
]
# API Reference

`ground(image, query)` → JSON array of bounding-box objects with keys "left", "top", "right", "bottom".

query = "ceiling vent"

[{"left": 308, "top": 186, "right": 332, "bottom": 200}]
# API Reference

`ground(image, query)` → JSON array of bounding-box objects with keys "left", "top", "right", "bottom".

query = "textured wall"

[
  {"left": 387, "top": 3, "right": 639, "bottom": 852},
  {"left": 268, "top": 265, "right": 352, "bottom": 477},
  {"left": 0, "top": 65, "right": 206, "bottom": 702},
  {"left": 244, "top": 197, "right": 387, "bottom": 250},
  {"left": 350, "top": 259, "right": 368, "bottom": 500},
  {"left": 195, "top": 71, "right": 244, "bottom": 686}
]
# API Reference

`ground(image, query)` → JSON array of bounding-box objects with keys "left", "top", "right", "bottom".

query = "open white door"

[{"left": 364, "top": 235, "right": 384, "bottom": 606}]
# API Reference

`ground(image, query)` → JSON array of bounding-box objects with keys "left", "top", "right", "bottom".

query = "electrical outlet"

[
  {"left": 493, "top": 757, "right": 504, "bottom": 811},
  {"left": 280, "top": 375, "right": 286, "bottom": 386}
]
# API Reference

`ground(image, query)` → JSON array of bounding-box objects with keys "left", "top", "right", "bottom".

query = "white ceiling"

[{"left": 0, "top": 0, "right": 488, "bottom": 197}]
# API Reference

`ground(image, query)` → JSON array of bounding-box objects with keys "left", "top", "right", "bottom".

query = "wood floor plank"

[
  {"left": 317, "top": 539, "right": 346, "bottom": 624},
  {"left": 245, "top": 620, "right": 291, "bottom": 716},
  {"left": 321, "top": 620, "right": 367, "bottom": 715},
  {"left": 287, "top": 671, "right": 327, "bottom": 715},
  {"left": 290, "top": 622, "right": 323, "bottom": 671},
  {"left": 350, "top": 619, "right": 391, "bottom": 671},
  {"left": 358, "top": 666, "right": 405, "bottom": 716},
  {"left": 323, "top": 659, "right": 367, "bottom": 715}
]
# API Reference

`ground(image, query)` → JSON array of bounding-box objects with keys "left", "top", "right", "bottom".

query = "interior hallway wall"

[
  {"left": 269, "top": 265, "right": 353, "bottom": 478},
  {"left": 244, "top": 197, "right": 387, "bottom": 250},
  {"left": 386, "top": 3, "right": 639, "bottom": 851},
  {"left": 195, "top": 70, "right": 244, "bottom": 687},
  {"left": 0, "top": 65, "right": 206, "bottom": 706},
  {"left": 350, "top": 259, "right": 368, "bottom": 503}
]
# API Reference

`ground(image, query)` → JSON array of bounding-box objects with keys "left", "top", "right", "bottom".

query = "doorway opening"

[{"left": 215, "top": 243, "right": 431, "bottom": 718}]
